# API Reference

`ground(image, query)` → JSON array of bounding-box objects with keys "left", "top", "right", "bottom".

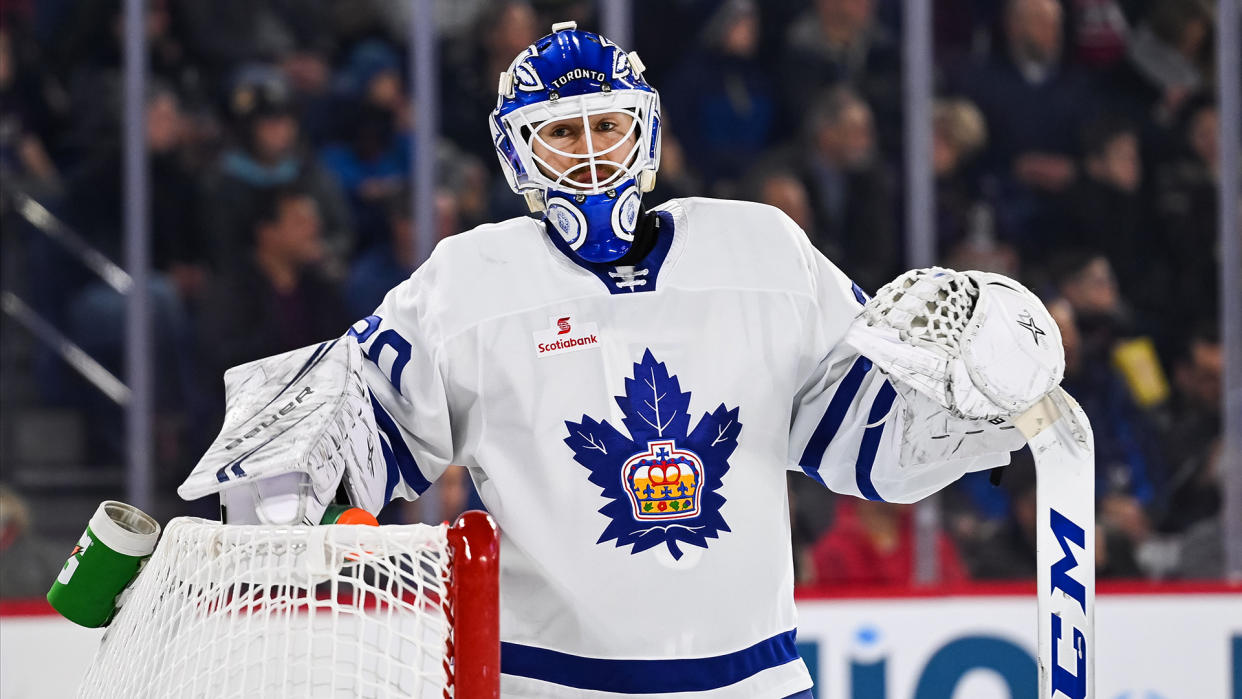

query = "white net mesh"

[
  {"left": 864, "top": 267, "right": 979, "bottom": 353},
  {"left": 78, "top": 517, "right": 453, "bottom": 699}
]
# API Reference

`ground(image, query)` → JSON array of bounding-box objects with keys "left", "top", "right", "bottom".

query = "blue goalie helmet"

[{"left": 490, "top": 21, "right": 662, "bottom": 263}]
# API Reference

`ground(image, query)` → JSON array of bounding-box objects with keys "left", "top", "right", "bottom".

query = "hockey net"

[{"left": 77, "top": 511, "right": 499, "bottom": 698}]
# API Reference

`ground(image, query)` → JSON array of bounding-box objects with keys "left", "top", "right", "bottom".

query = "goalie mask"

[{"left": 490, "top": 22, "right": 662, "bottom": 264}]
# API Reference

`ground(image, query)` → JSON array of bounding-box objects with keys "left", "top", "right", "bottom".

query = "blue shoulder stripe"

[
  {"left": 798, "top": 357, "right": 872, "bottom": 485},
  {"left": 855, "top": 381, "right": 898, "bottom": 501},
  {"left": 501, "top": 629, "right": 800, "bottom": 693}
]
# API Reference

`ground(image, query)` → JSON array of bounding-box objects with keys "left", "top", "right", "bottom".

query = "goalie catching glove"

[
  {"left": 177, "top": 338, "right": 383, "bottom": 525},
  {"left": 844, "top": 267, "right": 1064, "bottom": 421}
]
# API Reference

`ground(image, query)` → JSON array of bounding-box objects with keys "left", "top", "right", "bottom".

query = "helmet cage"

[{"left": 494, "top": 89, "right": 660, "bottom": 197}]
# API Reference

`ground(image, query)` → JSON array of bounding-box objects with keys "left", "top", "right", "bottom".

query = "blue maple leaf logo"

[{"left": 564, "top": 349, "right": 741, "bottom": 559}]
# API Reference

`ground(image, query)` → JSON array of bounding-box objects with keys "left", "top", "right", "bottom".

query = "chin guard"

[{"left": 542, "top": 181, "right": 643, "bottom": 263}]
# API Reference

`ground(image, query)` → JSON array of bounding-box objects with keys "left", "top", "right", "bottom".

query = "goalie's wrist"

[{"left": 220, "top": 472, "right": 329, "bottom": 525}]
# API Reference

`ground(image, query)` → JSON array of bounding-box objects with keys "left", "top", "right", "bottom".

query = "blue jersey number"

[{"left": 348, "top": 316, "right": 412, "bottom": 394}]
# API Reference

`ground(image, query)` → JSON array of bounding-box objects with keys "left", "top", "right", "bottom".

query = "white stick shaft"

[{"left": 1018, "top": 388, "right": 1095, "bottom": 699}]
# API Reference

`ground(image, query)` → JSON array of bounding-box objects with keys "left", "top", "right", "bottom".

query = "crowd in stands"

[{"left": 0, "top": 0, "right": 1228, "bottom": 591}]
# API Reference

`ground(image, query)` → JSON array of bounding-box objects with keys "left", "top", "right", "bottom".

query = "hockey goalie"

[{"left": 179, "top": 22, "right": 1085, "bottom": 699}]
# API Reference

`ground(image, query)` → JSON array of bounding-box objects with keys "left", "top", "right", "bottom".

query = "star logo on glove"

[{"left": 1017, "top": 310, "right": 1046, "bottom": 345}]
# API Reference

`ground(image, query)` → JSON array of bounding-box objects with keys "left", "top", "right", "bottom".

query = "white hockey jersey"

[{"left": 349, "top": 197, "right": 1014, "bottom": 698}]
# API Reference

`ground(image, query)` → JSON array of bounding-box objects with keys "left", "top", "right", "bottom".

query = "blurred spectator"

[
  {"left": 1153, "top": 98, "right": 1219, "bottom": 345},
  {"left": 1062, "top": 115, "right": 1167, "bottom": 331},
  {"left": 811, "top": 499, "right": 969, "bottom": 586},
  {"left": 754, "top": 168, "right": 819, "bottom": 242},
  {"left": 324, "top": 0, "right": 491, "bottom": 47},
  {"left": 280, "top": 50, "right": 334, "bottom": 148},
  {"left": 64, "top": 280, "right": 194, "bottom": 466},
  {"left": 1046, "top": 291, "right": 1165, "bottom": 578},
  {"left": 1106, "top": 0, "right": 1213, "bottom": 134},
  {"left": 643, "top": 129, "right": 703, "bottom": 208},
  {"left": 663, "top": 0, "right": 775, "bottom": 190},
  {"left": 199, "top": 66, "right": 353, "bottom": 274},
  {"left": 321, "top": 40, "right": 413, "bottom": 250},
  {"left": 932, "top": 98, "right": 988, "bottom": 182},
  {"left": 0, "top": 26, "right": 64, "bottom": 200},
  {"left": 147, "top": 86, "right": 209, "bottom": 302},
  {"left": 787, "top": 87, "right": 896, "bottom": 291},
  {"left": 199, "top": 185, "right": 349, "bottom": 384},
  {"left": 50, "top": 0, "right": 207, "bottom": 130},
  {"left": 1156, "top": 324, "right": 1221, "bottom": 535},
  {"left": 0, "top": 485, "right": 65, "bottom": 598},
  {"left": 931, "top": 97, "right": 991, "bottom": 254},
  {"left": 1064, "top": 0, "right": 1130, "bottom": 70},
  {"left": 172, "top": 0, "right": 335, "bottom": 89},
  {"left": 439, "top": 1, "right": 538, "bottom": 164},
  {"left": 932, "top": 97, "right": 1022, "bottom": 276},
  {"left": 1099, "top": 359, "right": 1222, "bottom": 580},
  {"left": 778, "top": 0, "right": 901, "bottom": 148},
  {"left": 345, "top": 189, "right": 459, "bottom": 320},
  {"left": 929, "top": 0, "right": 999, "bottom": 66},
  {"left": 442, "top": 147, "right": 492, "bottom": 231},
  {"left": 959, "top": 450, "right": 1038, "bottom": 580},
  {"left": 1169, "top": 438, "right": 1223, "bottom": 579},
  {"left": 59, "top": 85, "right": 206, "bottom": 289},
  {"left": 633, "top": 0, "right": 731, "bottom": 81},
  {"left": 346, "top": 194, "right": 415, "bottom": 320},
  {"left": 332, "top": 39, "right": 411, "bottom": 132},
  {"left": 951, "top": 0, "right": 1095, "bottom": 252}
]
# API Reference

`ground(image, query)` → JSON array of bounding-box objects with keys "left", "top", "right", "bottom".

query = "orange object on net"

[{"left": 320, "top": 505, "right": 380, "bottom": 526}]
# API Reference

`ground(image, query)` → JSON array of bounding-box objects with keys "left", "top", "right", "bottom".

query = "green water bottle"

[{"left": 47, "top": 501, "right": 161, "bottom": 628}]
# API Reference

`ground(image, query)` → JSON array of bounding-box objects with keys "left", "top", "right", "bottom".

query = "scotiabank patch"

[{"left": 533, "top": 315, "right": 600, "bottom": 358}]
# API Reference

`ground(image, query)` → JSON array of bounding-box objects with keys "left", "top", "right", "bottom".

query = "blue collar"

[{"left": 544, "top": 210, "right": 675, "bottom": 295}]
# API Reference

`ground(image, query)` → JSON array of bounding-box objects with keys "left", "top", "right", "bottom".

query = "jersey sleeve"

[
  {"left": 784, "top": 216, "right": 1015, "bottom": 503},
  {"left": 345, "top": 257, "right": 457, "bottom": 505}
]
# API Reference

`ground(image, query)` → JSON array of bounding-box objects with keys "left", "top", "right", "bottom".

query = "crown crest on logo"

[{"left": 625, "top": 440, "right": 703, "bottom": 520}]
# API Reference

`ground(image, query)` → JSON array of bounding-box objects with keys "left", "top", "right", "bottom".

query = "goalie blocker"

[{"left": 178, "top": 338, "right": 384, "bottom": 525}]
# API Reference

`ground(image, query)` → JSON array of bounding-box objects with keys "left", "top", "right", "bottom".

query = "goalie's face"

[{"left": 530, "top": 111, "right": 639, "bottom": 190}]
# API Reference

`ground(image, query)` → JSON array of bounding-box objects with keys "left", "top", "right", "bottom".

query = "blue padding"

[
  {"left": 798, "top": 357, "right": 872, "bottom": 485},
  {"left": 368, "top": 392, "right": 432, "bottom": 496},
  {"left": 501, "top": 629, "right": 801, "bottom": 694},
  {"left": 855, "top": 381, "right": 897, "bottom": 501}
]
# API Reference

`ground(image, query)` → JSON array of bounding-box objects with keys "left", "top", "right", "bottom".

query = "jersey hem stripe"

[{"left": 499, "top": 629, "right": 801, "bottom": 694}]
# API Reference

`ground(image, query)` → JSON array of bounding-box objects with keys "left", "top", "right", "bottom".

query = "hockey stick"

[{"left": 1013, "top": 387, "right": 1095, "bottom": 699}]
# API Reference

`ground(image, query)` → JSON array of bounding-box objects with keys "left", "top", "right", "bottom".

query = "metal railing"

[{"left": 1, "top": 191, "right": 132, "bottom": 406}]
